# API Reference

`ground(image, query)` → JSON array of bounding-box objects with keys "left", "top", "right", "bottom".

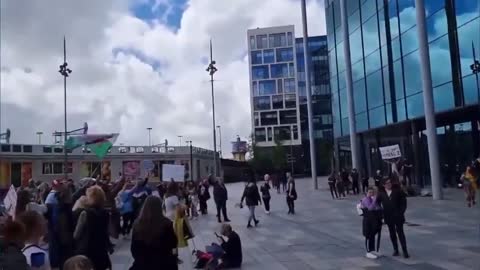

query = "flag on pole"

[{"left": 65, "top": 133, "right": 119, "bottom": 159}]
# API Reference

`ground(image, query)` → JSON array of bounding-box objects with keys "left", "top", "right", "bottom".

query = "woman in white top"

[
  {"left": 15, "top": 190, "right": 47, "bottom": 218},
  {"left": 164, "top": 182, "right": 179, "bottom": 220}
]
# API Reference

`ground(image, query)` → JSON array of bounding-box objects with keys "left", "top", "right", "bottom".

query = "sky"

[{"left": 0, "top": 0, "right": 326, "bottom": 157}]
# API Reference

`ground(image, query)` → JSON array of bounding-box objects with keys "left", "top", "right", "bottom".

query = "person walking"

[
  {"left": 360, "top": 187, "right": 383, "bottom": 259},
  {"left": 130, "top": 196, "right": 178, "bottom": 270},
  {"left": 362, "top": 172, "right": 370, "bottom": 194},
  {"left": 186, "top": 181, "right": 199, "bottom": 219},
  {"left": 286, "top": 175, "right": 297, "bottom": 214},
  {"left": 164, "top": 182, "right": 180, "bottom": 221},
  {"left": 173, "top": 205, "right": 194, "bottom": 269},
  {"left": 240, "top": 178, "right": 261, "bottom": 228},
  {"left": 327, "top": 172, "right": 339, "bottom": 199},
  {"left": 260, "top": 174, "right": 271, "bottom": 214},
  {"left": 73, "top": 186, "right": 112, "bottom": 270},
  {"left": 341, "top": 169, "right": 351, "bottom": 195},
  {"left": 351, "top": 169, "right": 360, "bottom": 195},
  {"left": 377, "top": 179, "right": 409, "bottom": 258},
  {"left": 336, "top": 172, "right": 346, "bottom": 198},
  {"left": 198, "top": 179, "right": 210, "bottom": 215},
  {"left": 213, "top": 178, "right": 230, "bottom": 223}
]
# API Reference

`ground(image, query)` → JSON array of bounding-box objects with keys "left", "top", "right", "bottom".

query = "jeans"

[
  {"left": 248, "top": 206, "right": 257, "bottom": 224},
  {"left": 200, "top": 199, "right": 208, "bottom": 214},
  {"left": 387, "top": 221, "right": 408, "bottom": 254},
  {"left": 216, "top": 200, "right": 228, "bottom": 221},
  {"left": 352, "top": 181, "right": 359, "bottom": 195},
  {"left": 286, "top": 197, "right": 295, "bottom": 214},
  {"left": 262, "top": 197, "right": 270, "bottom": 211},
  {"left": 121, "top": 212, "right": 134, "bottom": 235},
  {"left": 328, "top": 183, "right": 338, "bottom": 199}
]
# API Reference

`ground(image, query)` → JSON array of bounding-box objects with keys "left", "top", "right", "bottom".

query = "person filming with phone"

[{"left": 215, "top": 224, "right": 242, "bottom": 269}]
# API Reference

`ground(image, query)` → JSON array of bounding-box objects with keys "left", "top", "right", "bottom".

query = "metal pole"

[
  {"left": 208, "top": 40, "right": 218, "bottom": 177},
  {"left": 37, "top": 132, "right": 43, "bottom": 145},
  {"left": 147, "top": 128, "right": 152, "bottom": 146},
  {"left": 339, "top": 0, "right": 360, "bottom": 171},
  {"left": 290, "top": 136, "right": 294, "bottom": 174},
  {"left": 415, "top": 0, "right": 443, "bottom": 200},
  {"left": 472, "top": 42, "right": 480, "bottom": 106},
  {"left": 217, "top": 126, "right": 222, "bottom": 158},
  {"left": 178, "top": 135, "right": 183, "bottom": 147},
  {"left": 63, "top": 37, "right": 68, "bottom": 181},
  {"left": 189, "top": 141, "right": 194, "bottom": 181},
  {"left": 301, "top": 0, "right": 318, "bottom": 189}
]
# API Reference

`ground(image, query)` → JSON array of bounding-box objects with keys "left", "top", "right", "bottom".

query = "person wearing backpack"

[
  {"left": 0, "top": 219, "right": 30, "bottom": 270},
  {"left": 240, "top": 178, "right": 261, "bottom": 228},
  {"left": 17, "top": 211, "right": 51, "bottom": 269}
]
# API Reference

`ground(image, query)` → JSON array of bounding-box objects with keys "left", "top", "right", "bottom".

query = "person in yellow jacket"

[
  {"left": 463, "top": 158, "right": 479, "bottom": 207},
  {"left": 173, "top": 204, "right": 194, "bottom": 268}
]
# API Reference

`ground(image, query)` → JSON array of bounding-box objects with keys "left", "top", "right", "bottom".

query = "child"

[
  {"left": 17, "top": 211, "right": 51, "bottom": 269},
  {"left": 360, "top": 187, "right": 382, "bottom": 259},
  {"left": 63, "top": 255, "right": 93, "bottom": 270}
]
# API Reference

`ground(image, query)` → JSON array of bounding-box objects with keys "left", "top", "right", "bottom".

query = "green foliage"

[{"left": 272, "top": 140, "right": 287, "bottom": 171}]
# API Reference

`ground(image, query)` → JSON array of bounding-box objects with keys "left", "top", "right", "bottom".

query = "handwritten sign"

[
  {"left": 379, "top": 145, "right": 402, "bottom": 160},
  {"left": 3, "top": 185, "right": 17, "bottom": 217}
]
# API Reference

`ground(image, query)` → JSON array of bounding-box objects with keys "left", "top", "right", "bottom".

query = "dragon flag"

[{"left": 65, "top": 133, "right": 119, "bottom": 159}]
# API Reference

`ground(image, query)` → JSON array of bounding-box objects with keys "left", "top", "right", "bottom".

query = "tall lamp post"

[
  {"left": 186, "top": 140, "right": 193, "bottom": 181},
  {"left": 471, "top": 42, "right": 480, "bottom": 107},
  {"left": 58, "top": 37, "right": 72, "bottom": 181},
  {"left": 178, "top": 135, "right": 183, "bottom": 147},
  {"left": 206, "top": 40, "right": 219, "bottom": 177},
  {"left": 36, "top": 131, "right": 43, "bottom": 145},
  {"left": 216, "top": 125, "right": 222, "bottom": 158},
  {"left": 147, "top": 128, "right": 152, "bottom": 146}
]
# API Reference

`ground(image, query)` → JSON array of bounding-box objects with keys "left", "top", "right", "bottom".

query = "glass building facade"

[{"left": 326, "top": 0, "right": 480, "bottom": 185}]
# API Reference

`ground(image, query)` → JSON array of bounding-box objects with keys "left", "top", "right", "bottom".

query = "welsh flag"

[{"left": 66, "top": 133, "right": 119, "bottom": 159}]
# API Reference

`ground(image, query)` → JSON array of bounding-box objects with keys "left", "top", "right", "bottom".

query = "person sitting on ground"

[
  {"left": 63, "top": 255, "right": 94, "bottom": 270},
  {"left": 216, "top": 224, "right": 242, "bottom": 269},
  {"left": 17, "top": 211, "right": 51, "bottom": 269}
]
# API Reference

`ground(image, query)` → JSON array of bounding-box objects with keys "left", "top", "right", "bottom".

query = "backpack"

[{"left": 0, "top": 241, "right": 30, "bottom": 270}]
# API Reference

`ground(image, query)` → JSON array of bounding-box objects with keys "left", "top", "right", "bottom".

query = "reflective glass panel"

[
  {"left": 356, "top": 112, "right": 369, "bottom": 132},
  {"left": 429, "top": 34, "right": 452, "bottom": 87},
  {"left": 365, "top": 49, "right": 381, "bottom": 75},
  {"left": 263, "top": 49, "right": 275, "bottom": 63},
  {"left": 276, "top": 47, "right": 294, "bottom": 62},
  {"left": 270, "top": 64, "right": 289, "bottom": 78},
  {"left": 433, "top": 82, "right": 455, "bottom": 112},
  {"left": 396, "top": 98, "right": 407, "bottom": 121},
  {"left": 252, "top": 65, "right": 269, "bottom": 80},
  {"left": 393, "top": 60, "right": 404, "bottom": 100},
  {"left": 367, "top": 69, "right": 384, "bottom": 109},
  {"left": 403, "top": 50, "right": 422, "bottom": 96},
  {"left": 354, "top": 79, "right": 367, "bottom": 113},
  {"left": 251, "top": 50, "right": 262, "bottom": 65},
  {"left": 406, "top": 92, "right": 424, "bottom": 119}
]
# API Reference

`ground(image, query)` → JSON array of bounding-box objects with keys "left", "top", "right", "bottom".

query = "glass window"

[
  {"left": 252, "top": 65, "right": 269, "bottom": 80},
  {"left": 252, "top": 81, "right": 258, "bottom": 96},
  {"left": 23, "top": 145, "right": 32, "bottom": 153},
  {"left": 367, "top": 70, "right": 384, "bottom": 109},
  {"left": 383, "top": 67, "right": 392, "bottom": 103},
  {"left": 254, "top": 113, "right": 259, "bottom": 126},
  {"left": 352, "top": 61, "right": 364, "bottom": 82},
  {"left": 256, "top": 35, "right": 268, "bottom": 49},
  {"left": 406, "top": 92, "right": 424, "bottom": 119},
  {"left": 349, "top": 10, "right": 361, "bottom": 34},
  {"left": 293, "top": 126, "right": 299, "bottom": 140},
  {"left": 342, "top": 117, "right": 350, "bottom": 135},
  {"left": 277, "top": 79, "right": 283, "bottom": 93},
  {"left": 332, "top": 91, "right": 341, "bottom": 121},
  {"left": 427, "top": 8, "right": 448, "bottom": 42},
  {"left": 253, "top": 96, "right": 270, "bottom": 110},
  {"left": 401, "top": 27, "right": 419, "bottom": 56},
  {"left": 284, "top": 78, "right": 296, "bottom": 93},
  {"left": 260, "top": 111, "right": 278, "bottom": 126},
  {"left": 289, "top": 63, "right": 295, "bottom": 77},
  {"left": 337, "top": 42, "right": 345, "bottom": 72},
  {"left": 389, "top": 2, "right": 400, "bottom": 38},
  {"left": 463, "top": 74, "right": 479, "bottom": 105},
  {"left": 355, "top": 112, "right": 368, "bottom": 132},
  {"left": 274, "top": 126, "right": 291, "bottom": 141},
  {"left": 327, "top": 6, "right": 335, "bottom": 50},
  {"left": 362, "top": 15, "right": 380, "bottom": 56},
  {"left": 347, "top": 0, "right": 360, "bottom": 16},
  {"left": 269, "top": 33, "right": 287, "bottom": 47},
  {"left": 381, "top": 45, "right": 388, "bottom": 67},
  {"left": 334, "top": 0, "right": 341, "bottom": 28},
  {"left": 425, "top": 0, "right": 445, "bottom": 16},
  {"left": 354, "top": 79, "right": 367, "bottom": 113},
  {"left": 378, "top": 8, "right": 387, "bottom": 46},
  {"left": 403, "top": 50, "right": 422, "bottom": 96},
  {"left": 267, "top": 127, "right": 273, "bottom": 141},
  {"left": 457, "top": 18, "right": 480, "bottom": 77},
  {"left": 364, "top": 49, "right": 381, "bottom": 75},
  {"left": 330, "top": 76, "right": 338, "bottom": 93},
  {"left": 334, "top": 120, "right": 342, "bottom": 138},
  {"left": 272, "top": 95, "right": 283, "bottom": 109},
  {"left": 370, "top": 106, "right": 386, "bottom": 128},
  {"left": 280, "top": 110, "right": 297, "bottom": 124},
  {"left": 362, "top": 0, "right": 377, "bottom": 22},
  {"left": 287, "top": 32, "right": 293, "bottom": 46},
  {"left": 329, "top": 48, "right": 337, "bottom": 76},
  {"left": 251, "top": 50, "right": 262, "bottom": 64},
  {"left": 396, "top": 99, "right": 407, "bottom": 121},
  {"left": 249, "top": 36, "right": 255, "bottom": 49},
  {"left": 263, "top": 49, "right": 274, "bottom": 63},
  {"left": 455, "top": 0, "right": 479, "bottom": 27},
  {"left": 392, "top": 37, "right": 402, "bottom": 61},
  {"left": 276, "top": 47, "right": 294, "bottom": 62},
  {"left": 399, "top": 0, "right": 416, "bottom": 34},
  {"left": 429, "top": 34, "right": 452, "bottom": 87},
  {"left": 270, "top": 64, "right": 289, "bottom": 78},
  {"left": 255, "top": 128, "right": 266, "bottom": 142},
  {"left": 386, "top": 103, "right": 394, "bottom": 124},
  {"left": 393, "top": 60, "right": 404, "bottom": 100},
  {"left": 433, "top": 82, "right": 455, "bottom": 112},
  {"left": 285, "top": 94, "right": 296, "bottom": 108},
  {"left": 340, "top": 89, "right": 348, "bottom": 117},
  {"left": 338, "top": 71, "right": 346, "bottom": 90},
  {"left": 258, "top": 80, "right": 276, "bottom": 95},
  {"left": 350, "top": 29, "right": 363, "bottom": 64}
]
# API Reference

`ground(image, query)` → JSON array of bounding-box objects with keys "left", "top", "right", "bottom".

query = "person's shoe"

[
  {"left": 247, "top": 224, "right": 253, "bottom": 228},
  {"left": 365, "top": 252, "right": 378, "bottom": 259},
  {"left": 224, "top": 218, "right": 231, "bottom": 222},
  {"left": 372, "top": 251, "right": 382, "bottom": 257},
  {"left": 266, "top": 211, "right": 270, "bottom": 215},
  {"left": 392, "top": 251, "right": 400, "bottom": 257},
  {"left": 403, "top": 251, "right": 410, "bottom": 259},
  {"left": 254, "top": 220, "right": 260, "bottom": 226},
  {"left": 218, "top": 219, "right": 222, "bottom": 223}
]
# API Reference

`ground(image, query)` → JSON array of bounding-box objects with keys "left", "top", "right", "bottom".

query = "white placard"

[
  {"left": 3, "top": 185, "right": 17, "bottom": 217},
  {"left": 162, "top": 164, "right": 185, "bottom": 182},
  {"left": 379, "top": 144, "right": 402, "bottom": 160}
]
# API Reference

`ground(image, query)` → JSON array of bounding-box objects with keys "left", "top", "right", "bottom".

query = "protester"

[
  {"left": 130, "top": 196, "right": 178, "bottom": 270},
  {"left": 173, "top": 205, "right": 194, "bottom": 269},
  {"left": 164, "top": 182, "right": 180, "bottom": 221},
  {"left": 240, "top": 178, "right": 261, "bottom": 228},
  {"left": 213, "top": 178, "right": 230, "bottom": 223},
  {"left": 73, "top": 186, "right": 112, "bottom": 270},
  {"left": 0, "top": 219, "right": 30, "bottom": 270},
  {"left": 327, "top": 172, "right": 339, "bottom": 199},
  {"left": 131, "top": 178, "right": 151, "bottom": 220},
  {"left": 351, "top": 169, "right": 360, "bottom": 195},
  {"left": 16, "top": 211, "right": 51, "bottom": 269},
  {"left": 286, "top": 175, "right": 297, "bottom": 215},
  {"left": 63, "top": 255, "right": 94, "bottom": 270},
  {"left": 216, "top": 224, "right": 242, "bottom": 268},
  {"left": 362, "top": 172, "right": 370, "bottom": 194},
  {"left": 260, "top": 174, "right": 271, "bottom": 214},
  {"left": 360, "top": 187, "right": 383, "bottom": 259},
  {"left": 198, "top": 179, "right": 210, "bottom": 215},
  {"left": 15, "top": 189, "right": 47, "bottom": 217},
  {"left": 374, "top": 170, "right": 383, "bottom": 188},
  {"left": 377, "top": 179, "right": 409, "bottom": 258},
  {"left": 116, "top": 181, "right": 135, "bottom": 238},
  {"left": 187, "top": 181, "right": 199, "bottom": 219},
  {"left": 341, "top": 169, "right": 351, "bottom": 195}
]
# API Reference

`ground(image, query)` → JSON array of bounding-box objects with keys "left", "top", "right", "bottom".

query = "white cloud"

[{"left": 0, "top": 0, "right": 325, "bottom": 157}]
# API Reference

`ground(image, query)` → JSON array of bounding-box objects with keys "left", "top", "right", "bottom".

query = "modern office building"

[
  {"left": 0, "top": 143, "right": 217, "bottom": 188},
  {"left": 247, "top": 26, "right": 332, "bottom": 174},
  {"left": 326, "top": 0, "right": 480, "bottom": 185}
]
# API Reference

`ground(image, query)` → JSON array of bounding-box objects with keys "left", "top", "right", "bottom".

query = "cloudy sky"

[{"left": 0, "top": 0, "right": 326, "bottom": 156}]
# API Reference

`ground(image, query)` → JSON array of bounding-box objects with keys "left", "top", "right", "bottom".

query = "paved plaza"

[{"left": 111, "top": 178, "right": 480, "bottom": 270}]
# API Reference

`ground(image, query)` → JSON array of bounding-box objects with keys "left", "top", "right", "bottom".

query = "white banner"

[
  {"left": 3, "top": 185, "right": 17, "bottom": 217},
  {"left": 379, "top": 145, "right": 402, "bottom": 160},
  {"left": 162, "top": 164, "right": 185, "bottom": 182}
]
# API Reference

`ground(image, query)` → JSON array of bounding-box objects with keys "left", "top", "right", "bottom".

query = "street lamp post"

[
  {"left": 58, "top": 37, "right": 72, "bottom": 181},
  {"left": 186, "top": 140, "right": 193, "bottom": 181},
  {"left": 216, "top": 125, "right": 222, "bottom": 158},
  {"left": 36, "top": 132, "right": 43, "bottom": 145},
  {"left": 470, "top": 42, "right": 480, "bottom": 107},
  {"left": 147, "top": 128, "right": 152, "bottom": 146},
  {"left": 178, "top": 135, "right": 183, "bottom": 147},
  {"left": 206, "top": 40, "right": 219, "bottom": 177}
]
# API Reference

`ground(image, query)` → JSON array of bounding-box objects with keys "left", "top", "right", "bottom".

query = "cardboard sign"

[
  {"left": 379, "top": 145, "right": 402, "bottom": 160},
  {"left": 162, "top": 164, "right": 185, "bottom": 182},
  {"left": 3, "top": 185, "right": 17, "bottom": 217}
]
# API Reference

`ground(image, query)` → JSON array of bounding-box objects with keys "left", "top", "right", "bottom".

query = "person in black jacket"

[
  {"left": 286, "top": 176, "right": 297, "bottom": 214},
  {"left": 213, "top": 178, "right": 230, "bottom": 223},
  {"left": 130, "top": 196, "right": 178, "bottom": 270},
  {"left": 198, "top": 179, "right": 211, "bottom": 215},
  {"left": 377, "top": 179, "right": 410, "bottom": 258},
  {"left": 351, "top": 169, "right": 360, "bottom": 195},
  {"left": 217, "top": 224, "right": 242, "bottom": 268},
  {"left": 240, "top": 179, "right": 261, "bottom": 228},
  {"left": 327, "top": 172, "right": 338, "bottom": 199},
  {"left": 260, "top": 174, "right": 271, "bottom": 214}
]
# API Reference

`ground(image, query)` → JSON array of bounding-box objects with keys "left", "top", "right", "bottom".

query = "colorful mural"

[
  {"left": 21, "top": 163, "right": 32, "bottom": 187},
  {"left": 123, "top": 161, "right": 140, "bottom": 181}
]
